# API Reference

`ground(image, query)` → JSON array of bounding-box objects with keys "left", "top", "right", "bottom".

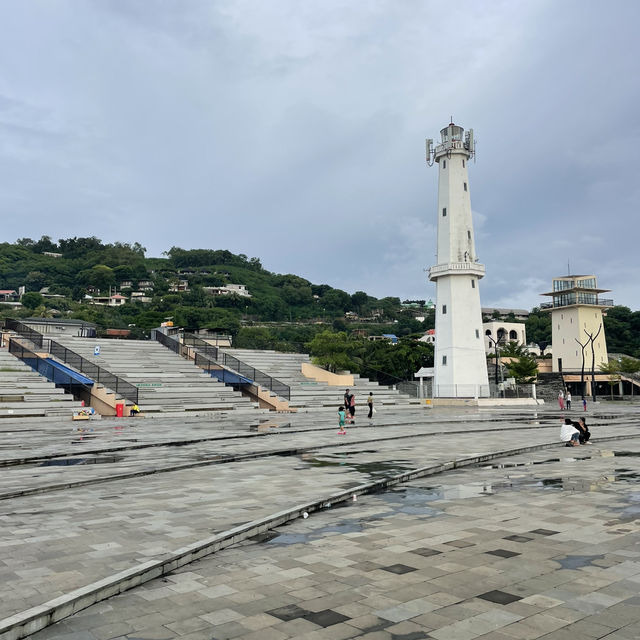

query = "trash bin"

[{"left": 116, "top": 403, "right": 124, "bottom": 418}]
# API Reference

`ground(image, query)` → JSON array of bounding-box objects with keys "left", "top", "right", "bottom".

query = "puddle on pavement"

[
  {"left": 38, "top": 455, "right": 125, "bottom": 466},
  {"left": 555, "top": 554, "right": 605, "bottom": 570},
  {"left": 301, "top": 453, "right": 413, "bottom": 478}
]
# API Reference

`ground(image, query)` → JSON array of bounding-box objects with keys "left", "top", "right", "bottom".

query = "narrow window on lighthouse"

[
  {"left": 442, "top": 355, "right": 447, "bottom": 365},
  {"left": 463, "top": 182, "right": 467, "bottom": 191},
  {"left": 475, "top": 329, "right": 480, "bottom": 338},
  {"left": 467, "top": 230, "right": 471, "bottom": 240},
  {"left": 471, "top": 279, "right": 475, "bottom": 288},
  {"left": 443, "top": 160, "right": 446, "bottom": 169},
  {"left": 442, "top": 305, "right": 447, "bottom": 314},
  {"left": 462, "top": 159, "right": 465, "bottom": 168},
  {"left": 442, "top": 207, "right": 447, "bottom": 217}
]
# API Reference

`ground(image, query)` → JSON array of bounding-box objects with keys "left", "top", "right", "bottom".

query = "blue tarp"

[
  {"left": 209, "top": 370, "right": 252, "bottom": 385},
  {"left": 22, "top": 357, "right": 95, "bottom": 386}
]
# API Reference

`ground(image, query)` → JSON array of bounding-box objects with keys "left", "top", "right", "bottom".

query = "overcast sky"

[{"left": 1, "top": 1, "right": 639, "bottom": 310}]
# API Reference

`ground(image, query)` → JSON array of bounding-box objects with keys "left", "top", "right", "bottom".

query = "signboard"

[
  {"left": 134, "top": 383, "right": 163, "bottom": 388},
  {"left": 94, "top": 346, "right": 101, "bottom": 356}
]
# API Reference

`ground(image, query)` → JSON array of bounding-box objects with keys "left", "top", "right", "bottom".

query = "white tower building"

[{"left": 426, "top": 122, "right": 489, "bottom": 397}]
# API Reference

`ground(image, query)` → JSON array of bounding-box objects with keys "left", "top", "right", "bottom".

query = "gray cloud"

[{"left": 0, "top": 0, "right": 638, "bottom": 309}]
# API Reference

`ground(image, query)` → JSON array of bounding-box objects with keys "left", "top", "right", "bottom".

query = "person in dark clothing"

[
  {"left": 343, "top": 389, "right": 355, "bottom": 422},
  {"left": 576, "top": 417, "right": 591, "bottom": 444},
  {"left": 367, "top": 392, "right": 374, "bottom": 419}
]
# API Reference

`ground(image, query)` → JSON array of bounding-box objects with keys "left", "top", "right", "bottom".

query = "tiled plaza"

[{"left": 3, "top": 403, "right": 640, "bottom": 639}]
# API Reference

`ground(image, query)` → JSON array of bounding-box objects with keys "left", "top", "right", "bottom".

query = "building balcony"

[
  {"left": 428, "top": 261, "right": 485, "bottom": 281},
  {"left": 540, "top": 298, "right": 614, "bottom": 310}
]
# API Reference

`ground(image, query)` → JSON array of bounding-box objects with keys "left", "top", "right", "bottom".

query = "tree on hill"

[
  {"left": 308, "top": 330, "right": 355, "bottom": 373},
  {"left": 21, "top": 292, "right": 43, "bottom": 309}
]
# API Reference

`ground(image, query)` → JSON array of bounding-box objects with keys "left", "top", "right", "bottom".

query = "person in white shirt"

[{"left": 560, "top": 418, "right": 580, "bottom": 447}]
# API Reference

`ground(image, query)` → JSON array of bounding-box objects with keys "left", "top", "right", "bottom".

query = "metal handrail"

[
  {"left": 163, "top": 332, "right": 291, "bottom": 400},
  {"left": 6, "top": 319, "right": 138, "bottom": 404},
  {"left": 8, "top": 338, "right": 93, "bottom": 394}
]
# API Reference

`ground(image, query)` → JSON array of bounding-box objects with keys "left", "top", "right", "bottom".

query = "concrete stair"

[
  {"left": 0, "top": 348, "right": 84, "bottom": 418},
  {"left": 52, "top": 337, "right": 262, "bottom": 415},
  {"left": 218, "top": 348, "right": 420, "bottom": 410}
]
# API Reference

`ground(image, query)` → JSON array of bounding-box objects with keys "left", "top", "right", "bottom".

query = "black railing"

[
  {"left": 8, "top": 338, "right": 92, "bottom": 393},
  {"left": 48, "top": 340, "right": 139, "bottom": 404},
  {"left": 7, "top": 319, "right": 138, "bottom": 404},
  {"left": 153, "top": 329, "right": 186, "bottom": 356},
  {"left": 540, "top": 298, "right": 614, "bottom": 310},
  {"left": 5, "top": 319, "right": 45, "bottom": 348},
  {"left": 185, "top": 333, "right": 290, "bottom": 400},
  {"left": 159, "top": 331, "right": 291, "bottom": 400}
]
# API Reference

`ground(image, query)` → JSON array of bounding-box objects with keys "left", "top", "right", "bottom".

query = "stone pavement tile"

[
  {"left": 236, "top": 612, "right": 281, "bottom": 631},
  {"left": 24, "top": 625, "right": 91, "bottom": 640},
  {"left": 304, "top": 621, "right": 360, "bottom": 639},
  {"left": 518, "top": 594, "right": 565, "bottom": 609},
  {"left": 198, "top": 583, "right": 237, "bottom": 598},
  {"left": 565, "top": 591, "right": 625, "bottom": 615},
  {"left": 385, "top": 619, "right": 430, "bottom": 635},
  {"left": 344, "top": 613, "right": 393, "bottom": 631},
  {"left": 198, "top": 607, "right": 244, "bottom": 625},
  {"left": 164, "top": 616, "right": 213, "bottom": 635},
  {"left": 564, "top": 617, "right": 617, "bottom": 637},
  {"left": 587, "top": 602, "right": 640, "bottom": 629},
  {"left": 91, "top": 622, "right": 133, "bottom": 640},
  {"left": 122, "top": 625, "right": 174, "bottom": 640},
  {"left": 357, "top": 632, "right": 393, "bottom": 640},
  {"left": 272, "top": 617, "right": 322, "bottom": 636},
  {"left": 225, "top": 588, "right": 268, "bottom": 603},
  {"left": 236, "top": 626, "right": 290, "bottom": 640}
]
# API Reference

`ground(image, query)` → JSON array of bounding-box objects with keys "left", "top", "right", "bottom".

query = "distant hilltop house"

[
  {"left": 202, "top": 284, "right": 251, "bottom": 298},
  {"left": 168, "top": 280, "right": 189, "bottom": 293},
  {"left": 42, "top": 251, "right": 62, "bottom": 258},
  {"left": 419, "top": 328, "right": 436, "bottom": 345},
  {"left": 39, "top": 287, "right": 66, "bottom": 299},
  {"left": 369, "top": 334, "right": 398, "bottom": 344},
  {"left": 0, "top": 290, "right": 19, "bottom": 302},
  {"left": 130, "top": 292, "right": 152, "bottom": 303},
  {"left": 0, "top": 290, "right": 22, "bottom": 308},
  {"left": 137, "top": 280, "right": 154, "bottom": 292},
  {"left": 88, "top": 294, "right": 127, "bottom": 307}
]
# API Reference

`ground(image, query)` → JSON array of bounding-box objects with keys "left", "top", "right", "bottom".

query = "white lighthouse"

[{"left": 426, "top": 122, "right": 489, "bottom": 398}]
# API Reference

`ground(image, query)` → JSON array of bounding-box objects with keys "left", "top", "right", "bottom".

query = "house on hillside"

[
  {"left": 169, "top": 280, "right": 189, "bottom": 292},
  {"left": 89, "top": 295, "right": 127, "bottom": 307},
  {"left": 0, "top": 290, "right": 18, "bottom": 302},
  {"left": 130, "top": 292, "right": 152, "bottom": 303},
  {"left": 137, "top": 280, "right": 154, "bottom": 291},
  {"left": 202, "top": 284, "right": 251, "bottom": 298}
]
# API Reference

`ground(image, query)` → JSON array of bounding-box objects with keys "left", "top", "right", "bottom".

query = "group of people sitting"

[{"left": 560, "top": 417, "right": 591, "bottom": 447}]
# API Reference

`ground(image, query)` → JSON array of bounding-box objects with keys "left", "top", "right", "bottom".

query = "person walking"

[
  {"left": 344, "top": 389, "right": 353, "bottom": 413},
  {"left": 348, "top": 393, "right": 356, "bottom": 422},
  {"left": 558, "top": 390, "right": 565, "bottom": 410},
  {"left": 566, "top": 391, "right": 572, "bottom": 410},
  {"left": 583, "top": 397, "right": 587, "bottom": 411},
  {"left": 367, "top": 392, "right": 374, "bottom": 419},
  {"left": 337, "top": 406, "right": 347, "bottom": 435}
]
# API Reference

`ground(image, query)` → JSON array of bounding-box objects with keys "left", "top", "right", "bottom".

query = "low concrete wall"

[
  {"left": 477, "top": 398, "right": 542, "bottom": 407},
  {"left": 245, "top": 383, "right": 295, "bottom": 412},
  {"left": 301, "top": 362, "right": 353, "bottom": 386}
]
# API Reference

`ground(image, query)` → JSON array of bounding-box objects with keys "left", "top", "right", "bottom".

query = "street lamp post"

[{"left": 487, "top": 335, "right": 503, "bottom": 397}]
